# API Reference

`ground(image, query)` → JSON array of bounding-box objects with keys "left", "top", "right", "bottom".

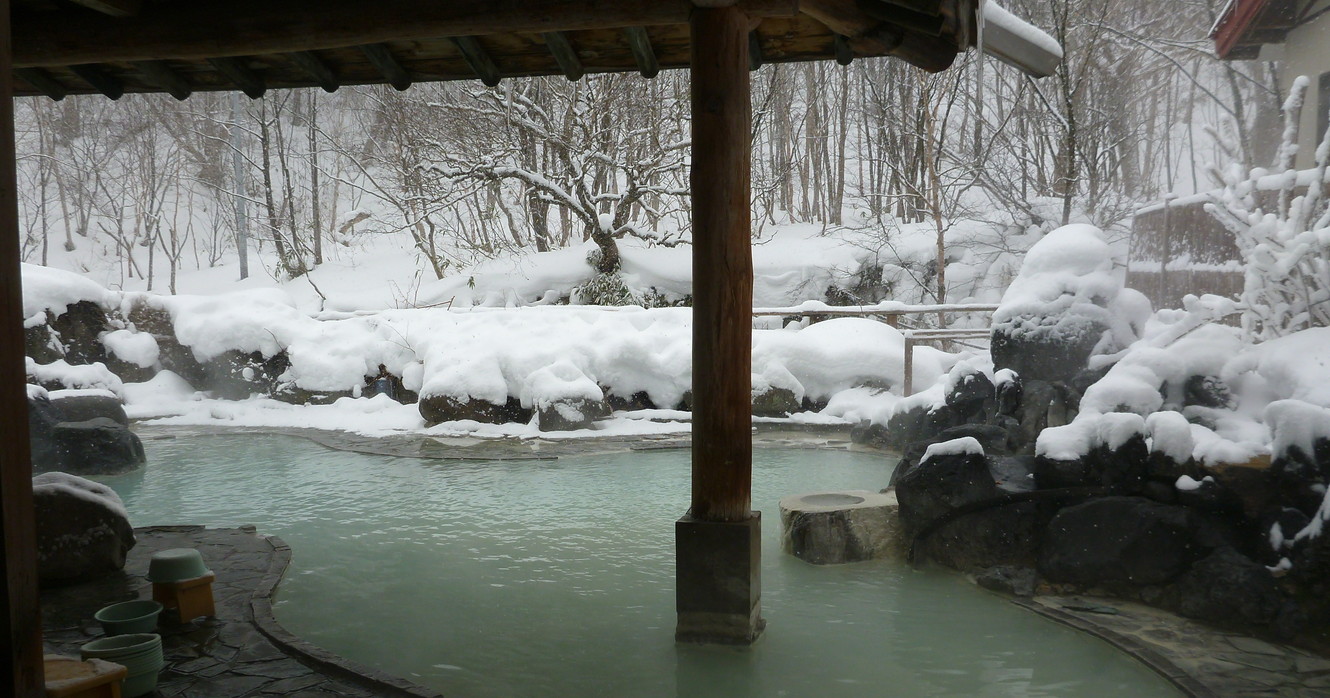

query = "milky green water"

[{"left": 102, "top": 433, "right": 1179, "bottom": 698}]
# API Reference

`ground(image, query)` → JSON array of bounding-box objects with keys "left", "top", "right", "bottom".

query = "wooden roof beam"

[
  {"left": 133, "top": 60, "right": 192, "bottom": 100},
  {"left": 541, "top": 31, "right": 583, "bottom": 81},
  {"left": 361, "top": 43, "right": 412, "bottom": 91},
  {"left": 207, "top": 57, "right": 266, "bottom": 99},
  {"left": 289, "top": 51, "right": 340, "bottom": 93},
  {"left": 834, "top": 34, "right": 854, "bottom": 65},
  {"left": 748, "top": 30, "right": 763, "bottom": 71},
  {"left": 69, "top": 64, "right": 123, "bottom": 99},
  {"left": 67, "top": 0, "right": 140, "bottom": 17},
  {"left": 801, "top": 0, "right": 959, "bottom": 71},
  {"left": 874, "top": 0, "right": 942, "bottom": 15},
  {"left": 13, "top": 0, "right": 800, "bottom": 68},
  {"left": 451, "top": 36, "right": 502, "bottom": 87},
  {"left": 624, "top": 27, "right": 659, "bottom": 78},
  {"left": 858, "top": 0, "right": 945, "bottom": 36},
  {"left": 14, "top": 67, "right": 66, "bottom": 100}
]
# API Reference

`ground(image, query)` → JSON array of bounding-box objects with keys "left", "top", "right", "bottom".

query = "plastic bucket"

[
  {"left": 94, "top": 600, "right": 162, "bottom": 636},
  {"left": 80, "top": 633, "right": 163, "bottom": 698}
]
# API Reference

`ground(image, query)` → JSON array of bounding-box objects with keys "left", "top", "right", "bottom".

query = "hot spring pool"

[{"left": 101, "top": 432, "right": 1179, "bottom": 697}]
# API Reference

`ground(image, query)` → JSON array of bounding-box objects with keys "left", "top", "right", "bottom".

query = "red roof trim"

[{"left": 1213, "top": 0, "right": 1271, "bottom": 58}]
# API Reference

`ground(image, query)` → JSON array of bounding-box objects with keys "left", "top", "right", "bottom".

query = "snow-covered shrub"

[{"left": 1208, "top": 75, "right": 1330, "bottom": 341}]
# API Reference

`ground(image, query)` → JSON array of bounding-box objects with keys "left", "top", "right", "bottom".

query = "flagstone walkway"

[{"left": 41, "top": 525, "right": 441, "bottom": 698}]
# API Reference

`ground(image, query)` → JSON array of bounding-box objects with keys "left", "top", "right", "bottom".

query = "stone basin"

[
  {"left": 800, "top": 493, "right": 865, "bottom": 507},
  {"left": 779, "top": 489, "right": 904, "bottom": 565}
]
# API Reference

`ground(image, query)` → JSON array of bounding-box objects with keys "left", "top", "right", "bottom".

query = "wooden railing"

[
  {"left": 750, "top": 301, "right": 999, "bottom": 327},
  {"left": 751, "top": 301, "right": 1000, "bottom": 396}
]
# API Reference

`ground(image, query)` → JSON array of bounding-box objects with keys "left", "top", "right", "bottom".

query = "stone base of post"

[{"left": 675, "top": 512, "right": 764, "bottom": 645}]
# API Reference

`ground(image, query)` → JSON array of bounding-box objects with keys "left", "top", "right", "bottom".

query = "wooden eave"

[
  {"left": 10, "top": 0, "right": 980, "bottom": 100},
  {"left": 1212, "top": 0, "right": 1299, "bottom": 60}
]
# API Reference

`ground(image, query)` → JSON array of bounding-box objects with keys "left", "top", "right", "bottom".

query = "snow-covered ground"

[{"left": 26, "top": 220, "right": 1039, "bottom": 438}]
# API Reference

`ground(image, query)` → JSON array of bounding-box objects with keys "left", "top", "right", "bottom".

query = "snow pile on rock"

[
  {"left": 21, "top": 264, "right": 119, "bottom": 319},
  {"left": 991, "top": 224, "right": 1148, "bottom": 382}
]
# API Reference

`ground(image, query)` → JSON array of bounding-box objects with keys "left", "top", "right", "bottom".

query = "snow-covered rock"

[
  {"left": 33, "top": 472, "right": 135, "bottom": 585},
  {"left": 991, "top": 225, "right": 1144, "bottom": 382}
]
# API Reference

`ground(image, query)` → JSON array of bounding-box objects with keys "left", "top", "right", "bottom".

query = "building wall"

[{"left": 1282, "top": 1, "right": 1330, "bottom": 167}]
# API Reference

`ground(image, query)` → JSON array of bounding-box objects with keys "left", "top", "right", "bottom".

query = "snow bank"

[
  {"left": 102, "top": 329, "right": 159, "bottom": 368},
  {"left": 26, "top": 358, "right": 124, "bottom": 397},
  {"left": 1225, "top": 328, "right": 1330, "bottom": 407},
  {"left": 20, "top": 263, "right": 118, "bottom": 318}
]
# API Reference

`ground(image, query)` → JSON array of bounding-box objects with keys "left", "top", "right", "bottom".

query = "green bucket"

[{"left": 94, "top": 600, "right": 162, "bottom": 636}]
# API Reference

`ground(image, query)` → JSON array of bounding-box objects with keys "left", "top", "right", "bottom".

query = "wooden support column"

[
  {"left": 689, "top": 3, "right": 752, "bottom": 525},
  {"left": 676, "top": 1, "right": 762, "bottom": 646},
  {"left": 0, "top": 0, "right": 45, "bottom": 693}
]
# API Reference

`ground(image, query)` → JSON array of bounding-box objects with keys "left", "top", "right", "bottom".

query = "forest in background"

[{"left": 13, "top": 0, "right": 1285, "bottom": 304}]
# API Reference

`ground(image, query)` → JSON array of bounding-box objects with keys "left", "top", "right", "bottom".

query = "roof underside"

[
  {"left": 11, "top": 0, "right": 979, "bottom": 100},
  {"left": 1212, "top": 0, "right": 1299, "bottom": 60}
]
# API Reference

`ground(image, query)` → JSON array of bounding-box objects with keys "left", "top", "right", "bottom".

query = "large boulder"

[
  {"left": 1174, "top": 547, "right": 1284, "bottom": 627},
  {"left": 29, "top": 390, "right": 145, "bottom": 476},
  {"left": 1033, "top": 413, "right": 1149, "bottom": 492},
  {"left": 991, "top": 323, "right": 1107, "bottom": 385},
  {"left": 751, "top": 386, "right": 801, "bottom": 417},
  {"left": 1039, "top": 496, "right": 1202, "bottom": 587},
  {"left": 47, "top": 392, "right": 129, "bottom": 426},
  {"left": 535, "top": 396, "right": 612, "bottom": 431},
  {"left": 895, "top": 438, "right": 1041, "bottom": 571},
  {"left": 944, "top": 363, "right": 995, "bottom": 424},
  {"left": 201, "top": 349, "right": 290, "bottom": 400},
  {"left": 33, "top": 472, "right": 136, "bottom": 585},
  {"left": 48, "top": 300, "right": 110, "bottom": 366},
  {"left": 419, "top": 394, "right": 515, "bottom": 425},
  {"left": 49, "top": 418, "right": 147, "bottom": 477}
]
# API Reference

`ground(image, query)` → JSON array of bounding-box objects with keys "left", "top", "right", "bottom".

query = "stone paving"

[
  {"left": 1016, "top": 595, "right": 1330, "bottom": 697},
  {"left": 41, "top": 525, "right": 441, "bottom": 698}
]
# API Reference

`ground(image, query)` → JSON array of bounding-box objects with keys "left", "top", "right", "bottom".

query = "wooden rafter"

[
  {"left": 451, "top": 36, "right": 502, "bottom": 87},
  {"left": 288, "top": 51, "right": 340, "bottom": 93},
  {"left": 834, "top": 34, "right": 854, "bottom": 65},
  {"left": 13, "top": 67, "right": 65, "bottom": 100},
  {"left": 207, "top": 57, "right": 266, "bottom": 98},
  {"left": 12, "top": 0, "right": 799, "bottom": 68},
  {"left": 858, "top": 0, "right": 945, "bottom": 36},
  {"left": 69, "top": 64, "right": 123, "bottom": 99},
  {"left": 360, "top": 43, "right": 412, "bottom": 91},
  {"left": 133, "top": 60, "right": 192, "bottom": 100},
  {"left": 624, "top": 26, "right": 659, "bottom": 78},
  {"left": 66, "top": 0, "right": 140, "bottom": 17},
  {"left": 541, "top": 31, "right": 583, "bottom": 81}
]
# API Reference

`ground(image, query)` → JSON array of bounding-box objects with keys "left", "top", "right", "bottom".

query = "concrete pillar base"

[{"left": 675, "top": 512, "right": 764, "bottom": 645}]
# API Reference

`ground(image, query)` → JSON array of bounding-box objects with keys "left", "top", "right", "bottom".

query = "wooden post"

[
  {"left": 903, "top": 332, "right": 915, "bottom": 397},
  {"left": 0, "top": 0, "right": 46, "bottom": 693},
  {"left": 676, "top": 2, "right": 762, "bottom": 646},
  {"left": 688, "top": 3, "right": 752, "bottom": 524}
]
